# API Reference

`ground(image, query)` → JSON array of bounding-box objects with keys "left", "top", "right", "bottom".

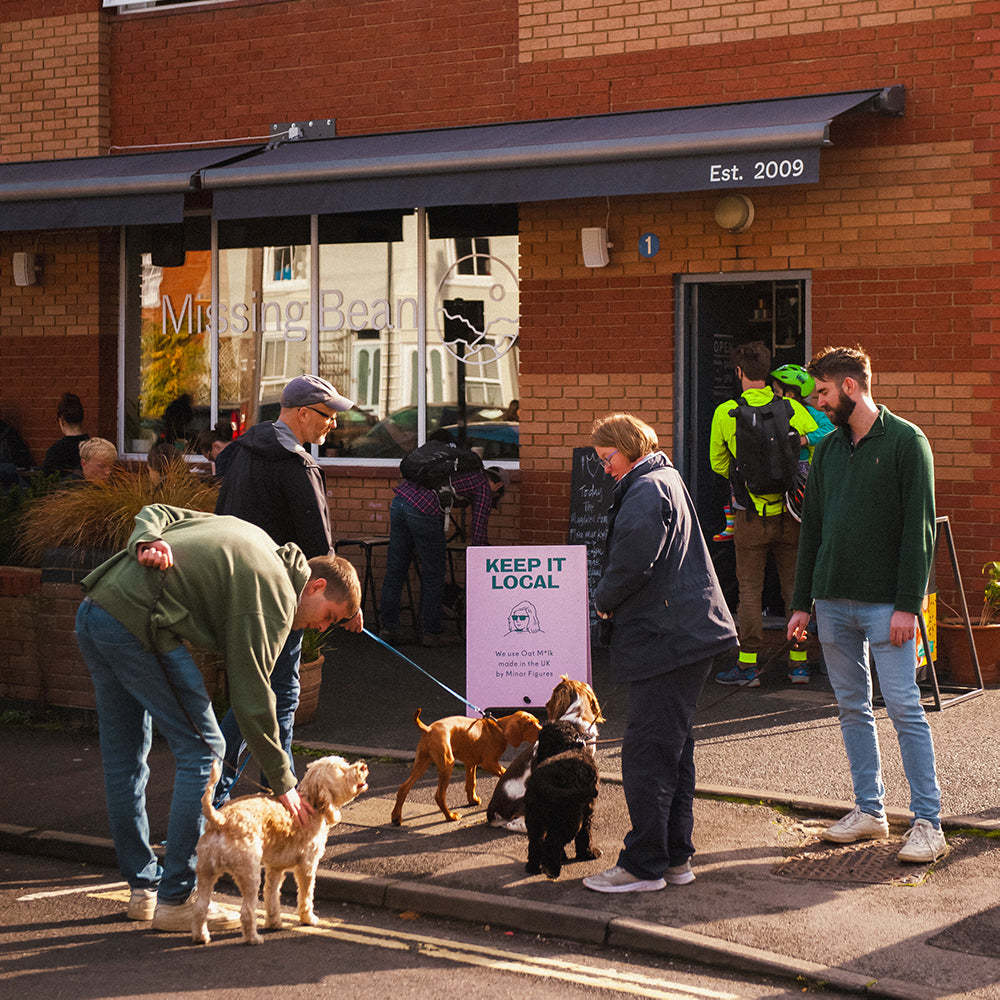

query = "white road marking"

[
  {"left": 85, "top": 888, "right": 741, "bottom": 999},
  {"left": 18, "top": 881, "right": 128, "bottom": 901}
]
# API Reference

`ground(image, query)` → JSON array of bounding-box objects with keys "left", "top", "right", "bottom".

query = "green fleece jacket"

[
  {"left": 790, "top": 406, "right": 935, "bottom": 616},
  {"left": 81, "top": 504, "right": 310, "bottom": 795}
]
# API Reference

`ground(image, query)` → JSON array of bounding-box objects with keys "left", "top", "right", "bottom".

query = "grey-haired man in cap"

[{"left": 212, "top": 374, "right": 363, "bottom": 804}]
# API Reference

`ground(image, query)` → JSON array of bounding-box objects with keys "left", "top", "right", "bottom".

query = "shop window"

[{"left": 122, "top": 208, "right": 519, "bottom": 462}]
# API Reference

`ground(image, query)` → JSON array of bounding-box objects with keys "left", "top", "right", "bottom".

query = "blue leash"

[
  {"left": 229, "top": 627, "right": 486, "bottom": 783},
  {"left": 363, "top": 627, "right": 488, "bottom": 717}
]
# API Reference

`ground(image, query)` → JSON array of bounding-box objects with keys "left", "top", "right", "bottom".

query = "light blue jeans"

[
  {"left": 75, "top": 598, "right": 225, "bottom": 904},
  {"left": 815, "top": 598, "right": 941, "bottom": 825}
]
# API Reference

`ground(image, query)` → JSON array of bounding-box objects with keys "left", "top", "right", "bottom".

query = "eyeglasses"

[
  {"left": 599, "top": 449, "right": 619, "bottom": 469},
  {"left": 303, "top": 405, "right": 336, "bottom": 424}
]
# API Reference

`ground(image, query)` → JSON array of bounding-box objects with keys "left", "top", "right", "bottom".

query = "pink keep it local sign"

[{"left": 465, "top": 544, "right": 591, "bottom": 713}]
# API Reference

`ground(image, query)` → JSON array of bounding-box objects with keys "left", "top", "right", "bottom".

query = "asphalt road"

[{"left": 2, "top": 851, "right": 858, "bottom": 1000}]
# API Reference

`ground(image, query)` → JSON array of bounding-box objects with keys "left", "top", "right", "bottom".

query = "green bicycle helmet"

[{"left": 771, "top": 363, "right": 815, "bottom": 399}]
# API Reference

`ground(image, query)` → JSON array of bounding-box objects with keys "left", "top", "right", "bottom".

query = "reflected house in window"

[{"left": 122, "top": 206, "right": 519, "bottom": 460}]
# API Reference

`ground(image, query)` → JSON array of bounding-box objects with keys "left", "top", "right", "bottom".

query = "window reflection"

[{"left": 124, "top": 209, "right": 519, "bottom": 461}]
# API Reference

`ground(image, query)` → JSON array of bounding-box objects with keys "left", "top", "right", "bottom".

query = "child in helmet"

[
  {"left": 770, "top": 364, "right": 834, "bottom": 461},
  {"left": 768, "top": 363, "right": 833, "bottom": 684}
]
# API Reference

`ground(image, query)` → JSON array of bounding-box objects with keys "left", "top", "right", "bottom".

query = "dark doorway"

[{"left": 678, "top": 275, "right": 808, "bottom": 614}]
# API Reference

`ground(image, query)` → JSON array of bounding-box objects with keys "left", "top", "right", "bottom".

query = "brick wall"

[
  {"left": 0, "top": 567, "right": 226, "bottom": 716},
  {"left": 107, "top": 0, "right": 519, "bottom": 148},
  {"left": 0, "top": 229, "right": 120, "bottom": 462},
  {"left": 0, "top": 8, "right": 108, "bottom": 162},
  {"left": 517, "top": 0, "right": 979, "bottom": 65}
]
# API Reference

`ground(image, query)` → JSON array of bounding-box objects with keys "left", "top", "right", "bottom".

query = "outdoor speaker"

[
  {"left": 12, "top": 252, "right": 38, "bottom": 286},
  {"left": 581, "top": 227, "right": 610, "bottom": 268}
]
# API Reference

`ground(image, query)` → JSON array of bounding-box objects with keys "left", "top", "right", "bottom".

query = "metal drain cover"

[{"left": 775, "top": 838, "right": 934, "bottom": 885}]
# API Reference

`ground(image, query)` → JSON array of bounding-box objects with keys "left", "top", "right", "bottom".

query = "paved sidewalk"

[{"left": 3, "top": 627, "right": 1000, "bottom": 999}]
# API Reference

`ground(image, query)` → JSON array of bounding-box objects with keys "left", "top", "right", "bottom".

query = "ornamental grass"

[{"left": 18, "top": 465, "right": 219, "bottom": 566}]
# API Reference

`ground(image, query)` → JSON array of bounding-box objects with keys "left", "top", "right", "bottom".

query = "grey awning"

[
  {"left": 0, "top": 145, "right": 261, "bottom": 231},
  {"left": 0, "top": 88, "right": 902, "bottom": 230},
  {"left": 203, "top": 88, "right": 903, "bottom": 219}
]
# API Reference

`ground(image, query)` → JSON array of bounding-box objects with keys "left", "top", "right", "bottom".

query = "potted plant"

[
  {"left": 936, "top": 561, "right": 1000, "bottom": 684},
  {"left": 294, "top": 625, "right": 330, "bottom": 726}
]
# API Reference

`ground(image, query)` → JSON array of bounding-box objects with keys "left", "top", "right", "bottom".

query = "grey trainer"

[
  {"left": 897, "top": 819, "right": 949, "bottom": 863},
  {"left": 822, "top": 805, "right": 890, "bottom": 843},
  {"left": 583, "top": 865, "right": 666, "bottom": 893}
]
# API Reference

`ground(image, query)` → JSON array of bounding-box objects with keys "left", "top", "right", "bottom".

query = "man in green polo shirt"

[{"left": 787, "top": 345, "right": 946, "bottom": 864}]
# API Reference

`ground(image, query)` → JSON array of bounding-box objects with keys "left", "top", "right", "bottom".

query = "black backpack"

[
  {"left": 728, "top": 394, "right": 800, "bottom": 510},
  {"left": 399, "top": 440, "right": 484, "bottom": 516}
]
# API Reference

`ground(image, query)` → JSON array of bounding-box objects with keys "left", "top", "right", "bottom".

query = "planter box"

[
  {"left": 936, "top": 620, "right": 1000, "bottom": 685},
  {"left": 294, "top": 655, "right": 324, "bottom": 726}
]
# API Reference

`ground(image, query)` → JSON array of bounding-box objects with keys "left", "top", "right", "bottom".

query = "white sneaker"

[
  {"left": 127, "top": 887, "right": 156, "bottom": 921},
  {"left": 664, "top": 861, "right": 695, "bottom": 885},
  {"left": 152, "top": 896, "right": 241, "bottom": 933},
  {"left": 822, "top": 805, "right": 890, "bottom": 843},
  {"left": 897, "top": 819, "right": 949, "bottom": 863},
  {"left": 583, "top": 865, "right": 666, "bottom": 893}
]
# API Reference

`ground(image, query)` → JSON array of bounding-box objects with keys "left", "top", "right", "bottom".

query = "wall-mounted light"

[
  {"left": 581, "top": 227, "right": 611, "bottom": 267},
  {"left": 713, "top": 194, "right": 755, "bottom": 234},
  {"left": 12, "top": 252, "right": 42, "bottom": 286}
]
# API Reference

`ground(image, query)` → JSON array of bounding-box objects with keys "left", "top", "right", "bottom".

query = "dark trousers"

[{"left": 618, "top": 656, "right": 713, "bottom": 880}]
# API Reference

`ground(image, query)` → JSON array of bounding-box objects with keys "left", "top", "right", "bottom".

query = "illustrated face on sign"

[{"left": 507, "top": 600, "right": 542, "bottom": 634}]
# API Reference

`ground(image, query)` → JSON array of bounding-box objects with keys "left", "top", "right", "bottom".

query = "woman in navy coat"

[{"left": 584, "top": 414, "right": 737, "bottom": 894}]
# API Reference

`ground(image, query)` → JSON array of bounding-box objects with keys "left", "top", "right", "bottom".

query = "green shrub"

[{"left": 0, "top": 474, "right": 60, "bottom": 565}]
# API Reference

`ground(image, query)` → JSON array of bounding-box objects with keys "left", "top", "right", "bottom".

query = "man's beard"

[{"left": 824, "top": 388, "right": 856, "bottom": 427}]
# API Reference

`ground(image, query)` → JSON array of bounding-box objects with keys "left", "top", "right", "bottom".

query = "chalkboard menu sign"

[{"left": 566, "top": 447, "right": 616, "bottom": 640}]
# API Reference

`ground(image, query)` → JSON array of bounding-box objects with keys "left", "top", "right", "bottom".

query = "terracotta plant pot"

[
  {"left": 935, "top": 620, "right": 1000, "bottom": 685},
  {"left": 294, "top": 654, "right": 324, "bottom": 725}
]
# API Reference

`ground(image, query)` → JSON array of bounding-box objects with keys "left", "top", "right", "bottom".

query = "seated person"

[
  {"left": 0, "top": 413, "right": 32, "bottom": 470},
  {"left": 191, "top": 426, "right": 231, "bottom": 473},
  {"left": 42, "top": 392, "right": 89, "bottom": 475},
  {"left": 146, "top": 442, "right": 184, "bottom": 489},
  {"left": 64, "top": 437, "right": 118, "bottom": 485}
]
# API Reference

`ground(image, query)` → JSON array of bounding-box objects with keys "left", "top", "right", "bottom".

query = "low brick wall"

[
  {"left": 0, "top": 565, "right": 225, "bottom": 715},
  {"left": 0, "top": 567, "right": 93, "bottom": 711}
]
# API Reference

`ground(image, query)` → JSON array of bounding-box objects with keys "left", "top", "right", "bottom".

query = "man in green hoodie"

[
  {"left": 75, "top": 504, "right": 360, "bottom": 932},
  {"left": 787, "top": 345, "right": 946, "bottom": 865}
]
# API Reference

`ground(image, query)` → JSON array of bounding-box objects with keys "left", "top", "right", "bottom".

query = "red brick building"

[{"left": 1, "top": 0, "right": 996, "bottom": 618}]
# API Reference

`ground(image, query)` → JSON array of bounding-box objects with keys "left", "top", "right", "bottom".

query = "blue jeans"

[
  {"left": 618, "top": 657, "right": 713, "bottom": 880},
  {"left": 75, "top": 598, "right": 225, "bottom": 904},
  {"left": 379, "top": 495, "right": 446, "bottom": 634},
  {"left": 815, "top": 598, "right": 941, "bottom": 824},
  {"left": 213, "top": 628, "right": 302, "bottom": 806}
]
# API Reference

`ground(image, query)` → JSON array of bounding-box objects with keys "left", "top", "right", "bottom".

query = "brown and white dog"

[
  {"left": 192, "top": 755, "right": 369, "bottom": 945},
  {"left": 487, "top": 675, "right": 604, "bottom": 830},
  {"left": 391, "top": 709, "right": 541, "bottom": 825}
]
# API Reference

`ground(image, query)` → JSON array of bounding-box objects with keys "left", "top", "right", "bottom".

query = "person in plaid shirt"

[{"left": 379, "top": 460, "right": 507, "bottom": 647}]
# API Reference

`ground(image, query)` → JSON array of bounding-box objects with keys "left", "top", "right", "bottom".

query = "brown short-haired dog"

[
  {"left": 391, "top": 709, "right": 541, "bottom": 825},
  {"left": 192, "top": 755, "right": 368, "bottom": 945}
]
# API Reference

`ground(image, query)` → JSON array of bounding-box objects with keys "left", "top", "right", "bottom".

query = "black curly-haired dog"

[{"left": 523, "top": 720, "right": 601, "bottom": 879}]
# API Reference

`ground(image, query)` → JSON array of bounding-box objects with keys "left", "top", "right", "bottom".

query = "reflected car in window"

[
  {"left": 437, "top": 421, "right": 518, "bottom": 460},
  {"left": 342, "top": 403, "right": 512, "bottom": 459}
]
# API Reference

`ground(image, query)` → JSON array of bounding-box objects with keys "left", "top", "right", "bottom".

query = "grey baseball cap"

[{"left": 281, "top": 375, "right": 354, "bottom": 412}]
